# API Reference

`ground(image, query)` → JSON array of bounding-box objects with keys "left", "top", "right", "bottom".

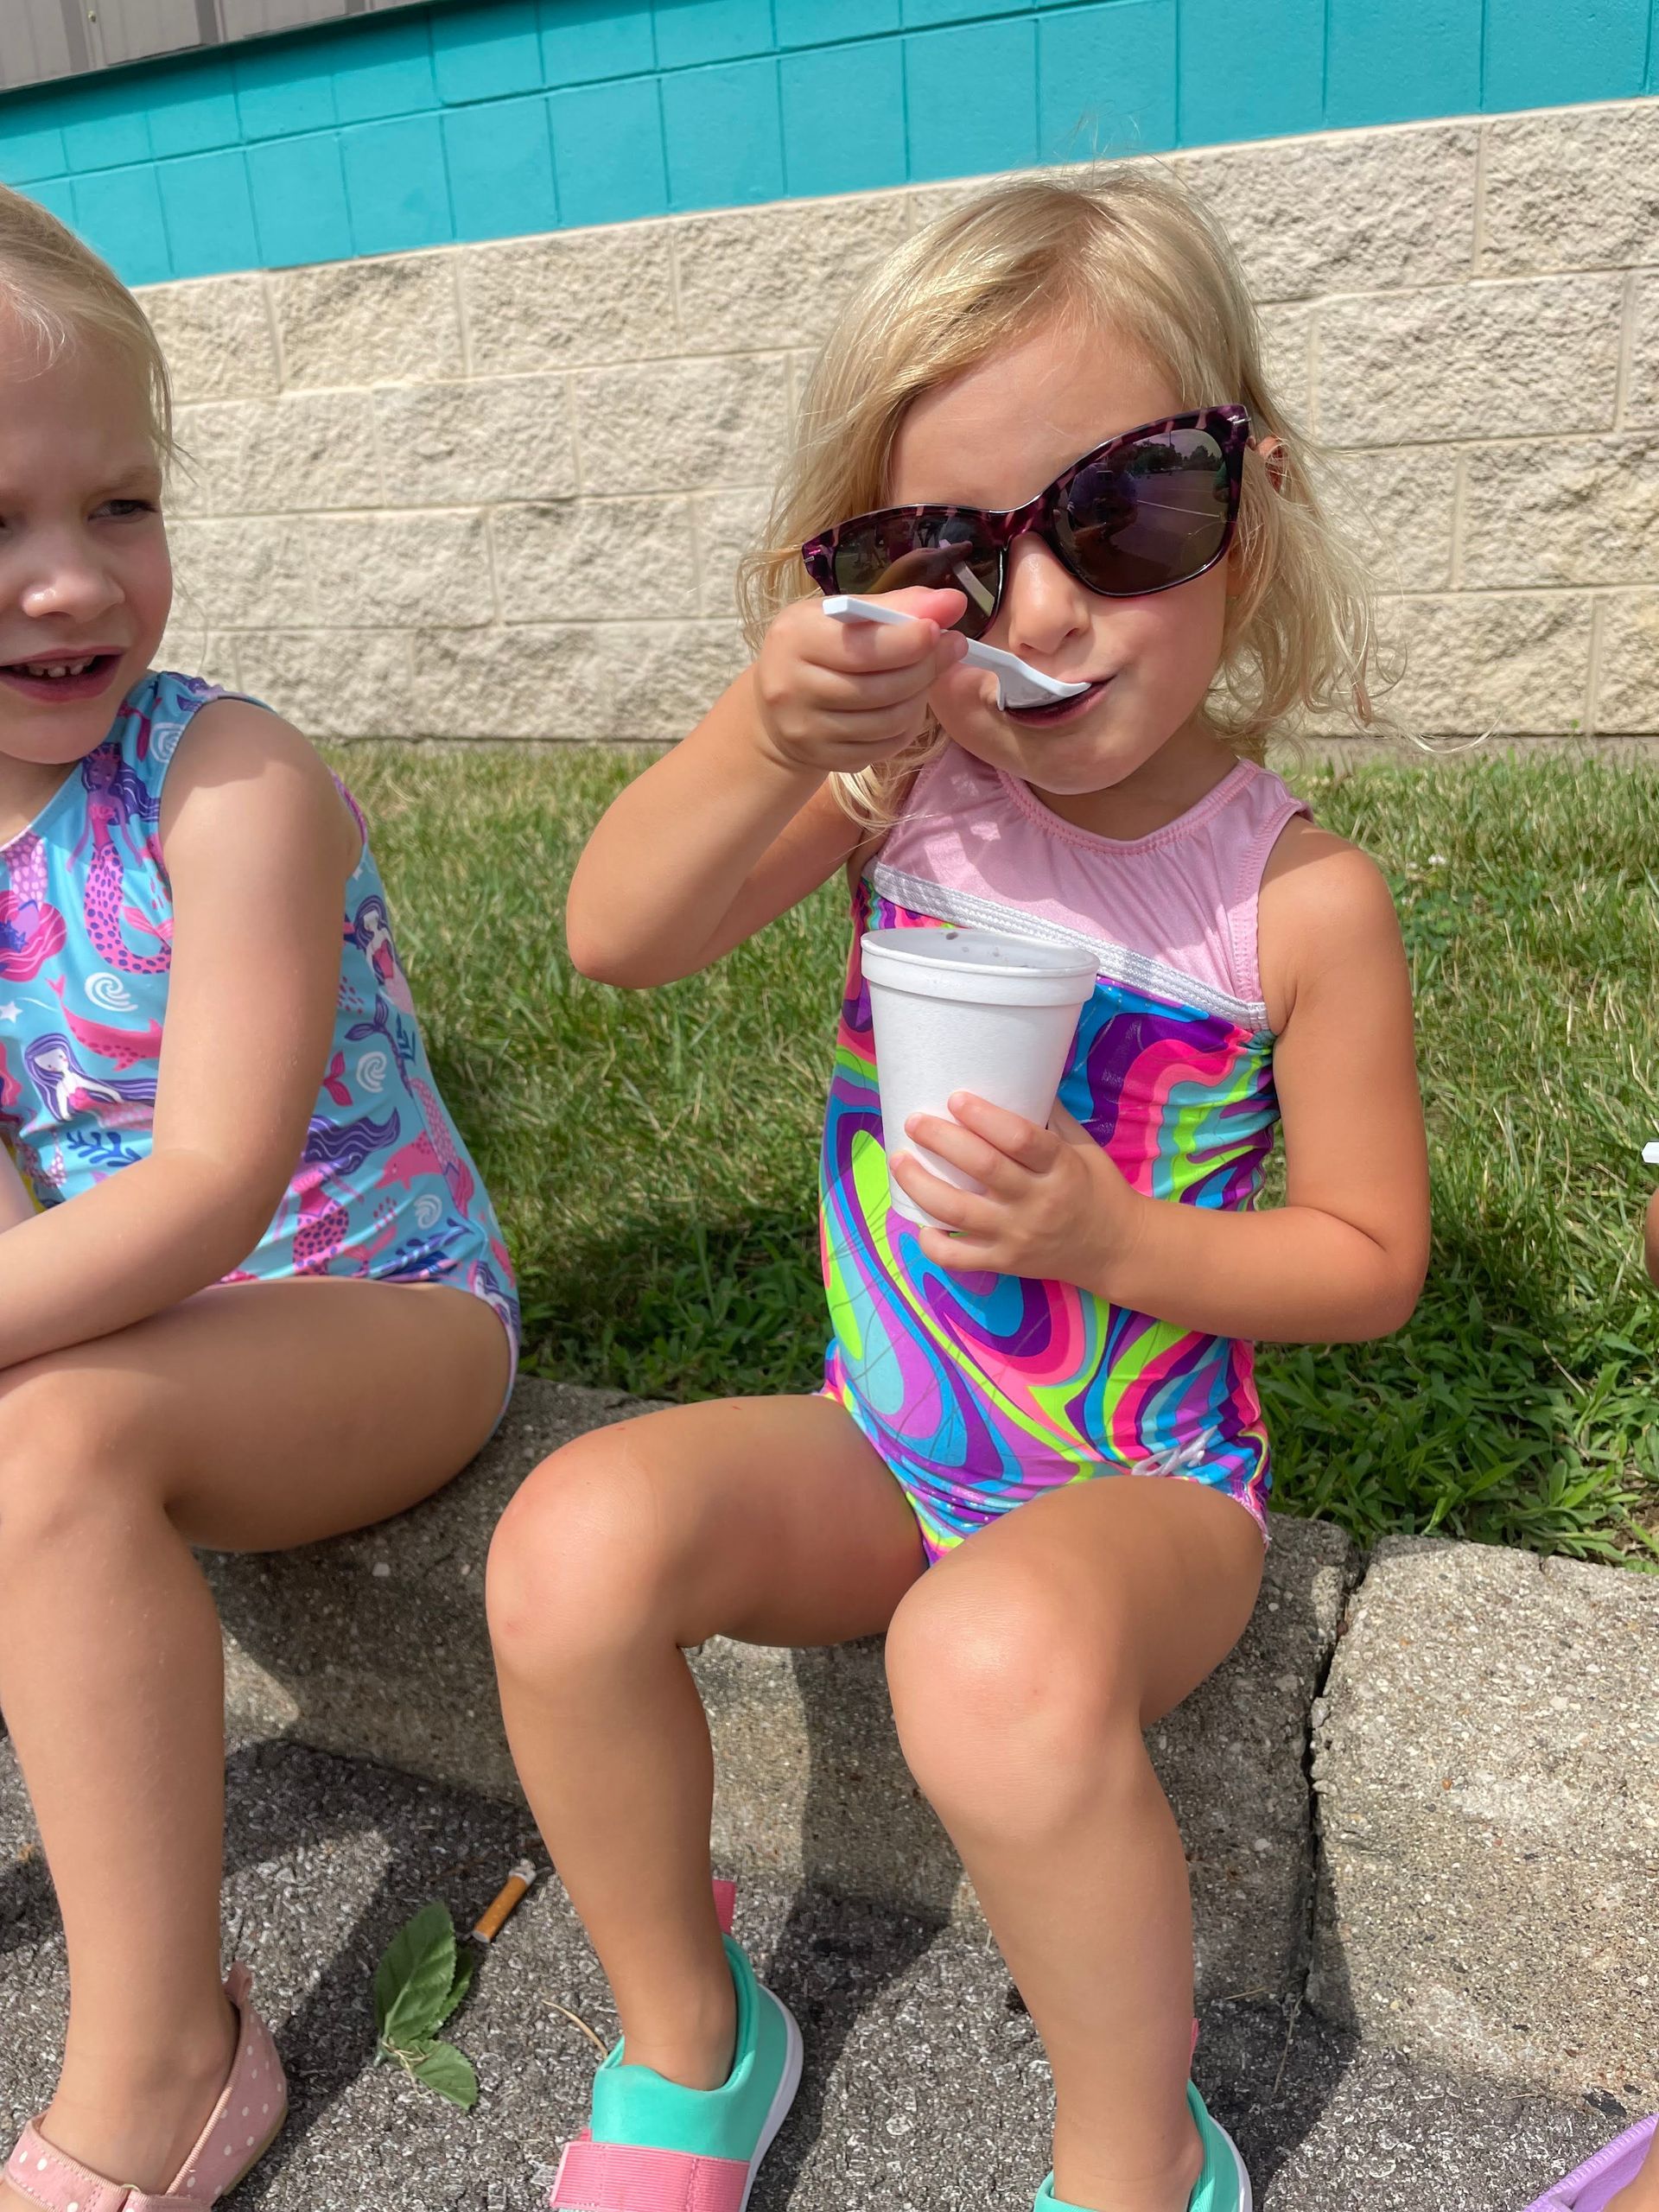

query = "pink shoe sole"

[
  {"left": 5, "top": 1964, "right": 288, "bottom": 2209},
  {"left": 1523, "top": 2115, "right": 1658, "bottom": 2212}
]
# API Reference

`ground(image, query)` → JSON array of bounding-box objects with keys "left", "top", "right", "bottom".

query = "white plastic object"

[
  {"left": 861, "top": 925, "right": 1098, "bottom": 1227},
  {"left": 1643, "top": 1141, "right": 1659, "bottom": 1166},
  {"left": 821, "top": 594, "right": 1091, "bottom": 712}
]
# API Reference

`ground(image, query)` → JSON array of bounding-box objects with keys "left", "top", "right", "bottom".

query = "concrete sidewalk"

[{"left": 0, "top": 1737, "right": 1618, "bottom": 2212}]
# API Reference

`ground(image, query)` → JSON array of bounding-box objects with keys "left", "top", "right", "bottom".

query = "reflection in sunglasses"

[{"left": 951, "top": 560, "right": 996, "bottom": 614}]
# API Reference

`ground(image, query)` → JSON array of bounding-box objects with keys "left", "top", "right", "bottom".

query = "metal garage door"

[{"left": 0, "top": 0, "right": 423, "bottom": 91}]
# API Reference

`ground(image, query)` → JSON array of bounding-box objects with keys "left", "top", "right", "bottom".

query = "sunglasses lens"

[
  {"left": 830, "top": 515, "right": 1001, "bottom": 639},
  {"left": 1057, "top": 427, "right": 1233, "bottom": 595}
]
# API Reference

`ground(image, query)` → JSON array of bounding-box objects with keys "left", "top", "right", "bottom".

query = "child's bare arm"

[
  {"left": 567, "top": 587, "right": 964, "bottom": 986},
  {"left": 0, "top": 699, "right": 358, "bottom": 1369},
  {"left": 1105, "top": 825, "right": 1430, "bottom": 1339}
]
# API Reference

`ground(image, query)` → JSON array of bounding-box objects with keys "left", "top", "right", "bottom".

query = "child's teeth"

[{"left": 17, "top": 658, "right": 95, "bottom": 677}]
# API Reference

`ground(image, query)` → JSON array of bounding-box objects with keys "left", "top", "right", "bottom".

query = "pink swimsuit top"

[{"left": 818, "top": 741, "right": 1308, "bottom": 1558}]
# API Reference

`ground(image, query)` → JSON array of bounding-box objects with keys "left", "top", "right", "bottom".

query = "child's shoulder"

[
  {"left": 1258, "top": 811, "right": 1404, "bottom": 1031},
  {"left": 137, "top": 677, "right": 362, "bottom": 874}
]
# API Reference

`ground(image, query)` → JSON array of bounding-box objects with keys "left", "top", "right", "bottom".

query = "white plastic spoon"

[
  {"left": 1643, "top": 1142, "right": 1659, "bottom": 1166},
  {"left": 822, "top": 594, "right": 1091, "bottom": 713}
]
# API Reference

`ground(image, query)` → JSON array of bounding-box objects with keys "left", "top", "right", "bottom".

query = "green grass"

[{"left": 336, "top": 742, "right": 1659, "bottom": 1565}]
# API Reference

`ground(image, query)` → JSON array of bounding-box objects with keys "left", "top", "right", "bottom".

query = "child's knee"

[
  {"left": 486, "top": 1426, "right": 683, "bottom": 1667},
  {"left": 885, "top": 1558, "right": 1141, "bottom": 1835},
  {"left": 0, "top": 1363, "right": 161, "bottom": 1550}
]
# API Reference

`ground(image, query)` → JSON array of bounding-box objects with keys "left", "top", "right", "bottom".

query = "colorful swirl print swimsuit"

[
  {"left": 0, "top": 671, "right": 519, "bottom": 1363},
  {"left": 820, "top": 742, "right": 1307, "bottom": 1560}
]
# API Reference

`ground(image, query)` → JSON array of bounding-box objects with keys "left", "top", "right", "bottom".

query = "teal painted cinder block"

[
  {"left": 775, "top": 0, "right": 899, "bottom": 47},
  {"left": 20, "top": 179, "right": 76, "bottom": 228},
  {"left": 156, "top": 148, "right": 260, "bottom": 276},
  {"left": 0, "top": 101, "right": 69, "bottom": 187},
  {"left": 61, "top": 77, "right": 151, "bottom": 172},
  {"left": 781, "top": 37, "right": 906, "bottom": 192},
  {"left": 541, "top": 0, "right": 657, "bottom": 85},
  {"left": 1039, "top": 0, "right": 1175, "bottom": 161},
  {"left": 444, "top": 92, "right": 559, "bottom": 238},
  {"left": 434, "top": 2, "right": 546, "bottom": 103},
  {"left": 1484, "top": 0, "right": 1649, "bottom": 106},
  {"left": 73, "top": 166, "right": 171, "bottom": 283},
  {"left": 655, "top": 0, "right": 778, "bottom": 72},
  {"left": 146, "top": 58, "right": 243, "bottom": 160},
  {"left": 1178, "top": 0, "right": 1323, "bottom": 142},
  {"left": 333, "top": 14, "right": 439, "bottom": 124},
  {"left": 661, "top": 57, "right": 785, "bottom": 205},
  {"left": 340, "top": 113, "right": 453, "bottom": 252},
  {"left": 550, "top": 77, "right": 669, "bottom": 222},
  {"left": 905, "top": 17, "right": 1039, "bottom": 180},
  {"left": 234, "top": 41, "right": 338, "bottom": 140},
  {"left": 904, "top": 0, "right": 1029, "bottom": 32},
  {"left": 1327, "top": 0, "right": 1479, "bottom": 124},
  {"left": 247, "top": 131, "right": 353, "bottom": 266}
]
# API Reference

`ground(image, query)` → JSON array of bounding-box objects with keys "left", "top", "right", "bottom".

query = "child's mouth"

[
  {"left": 1001, "top": 677, "right": 1112, "bottom": 728},
  {"left": 0, "top": 652, "right": 125, "bottom": 702}
]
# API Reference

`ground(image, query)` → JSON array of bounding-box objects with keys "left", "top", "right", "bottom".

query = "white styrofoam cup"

[{"left": 861, "top": 925, "right": 1098, "bottom": 1227}]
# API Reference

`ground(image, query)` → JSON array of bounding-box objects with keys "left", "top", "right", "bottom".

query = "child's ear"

[
  {"left": 1255, "top": 434, "right": 1288, "bottom": 493},
  {"left": 1226, "top": 435, "right": 1287, "bottom": 600}
]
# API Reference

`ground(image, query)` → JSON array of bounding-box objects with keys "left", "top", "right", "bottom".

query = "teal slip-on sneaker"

[
  {"left": 1034, "top": 2082, "right": 1252, "bottom": 2212},
  {"left": 547, "top": 1936, "right": 802, "bottom": 2212}
]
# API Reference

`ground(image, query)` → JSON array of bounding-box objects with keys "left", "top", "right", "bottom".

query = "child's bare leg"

[
  {"left": 884, "top": 1478, "right": 1263, "bottom": 2212},
  {"left": 487, "top": 1396, "right": 925, "bottom": 2087},
  {"left": 0, "top": 1277, "right": 509, "bottom": 2206}
]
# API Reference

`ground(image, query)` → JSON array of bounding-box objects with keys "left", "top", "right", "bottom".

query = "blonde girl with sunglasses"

[{"left": 491, "top": 167, "right": 1430, "bottom": 2212}]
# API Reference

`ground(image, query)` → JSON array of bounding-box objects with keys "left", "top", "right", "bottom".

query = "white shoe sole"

[
  {"left": 739, "top": 1992, "right": 804, "bottom": 2212},
  {"left": 1218, "top": 2118, "right": 1253, "bottom": 2211}
]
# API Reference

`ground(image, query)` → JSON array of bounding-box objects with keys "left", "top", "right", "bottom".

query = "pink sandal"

[{"left": 5, "top": 1965, "right": 288, "bottom": 2209}]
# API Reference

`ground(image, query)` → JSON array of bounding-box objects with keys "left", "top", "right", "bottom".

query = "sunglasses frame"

[{"left": 801, "top": 404, "right": 1253, "bottom": 631}]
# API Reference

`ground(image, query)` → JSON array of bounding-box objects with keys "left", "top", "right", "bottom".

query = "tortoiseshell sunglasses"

[{"left": 801, "top": 405, "right": 1251, "bottom": 640}]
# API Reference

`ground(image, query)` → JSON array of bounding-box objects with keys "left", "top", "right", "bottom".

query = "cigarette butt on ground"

[{"left": 473, "top": 1859, "right": 539, "bottom": 1943}]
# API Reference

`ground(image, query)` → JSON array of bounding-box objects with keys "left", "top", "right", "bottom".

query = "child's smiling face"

[
  {"left": 0, "top": 321, "right": 172, "bottom": 772},
  {"left": 887, "top": 315, "right": 1237, "bottom": 803}
]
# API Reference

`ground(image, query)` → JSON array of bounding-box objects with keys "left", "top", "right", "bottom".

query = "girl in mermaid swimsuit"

[
  {"left": 490, "top": 168, "right": 1429, "bottom": 2212},
  {"left": 0, "top": 186, "right": 516, "bottom": 2211}
]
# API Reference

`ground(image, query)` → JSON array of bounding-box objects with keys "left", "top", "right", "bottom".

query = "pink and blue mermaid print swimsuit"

[
  {"left": 819, "top": 742, "right": 1308, "bottom": 1560},
  {"left": 0, "top": 671, "right": 518, "bottom": 1356}
]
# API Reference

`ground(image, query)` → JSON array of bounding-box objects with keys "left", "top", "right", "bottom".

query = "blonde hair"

[
  {"left": 740, "top": 165, "right": 1384, "bottom": 821},
  {"left": 0, "top": 182, "right": 174, "bottom": 465}
]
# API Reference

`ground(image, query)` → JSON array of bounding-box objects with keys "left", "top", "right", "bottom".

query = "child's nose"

[
  {"left": 1001, "top": 534, "right": 1091, "bottom": 659},
  {"left": 20, "top": 537, "right": 124, "bottom": 624}
]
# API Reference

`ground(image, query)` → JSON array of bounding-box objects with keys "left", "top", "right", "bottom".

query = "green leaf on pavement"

[
  {"left": 435, "top": 1946, "right": 474, "bottom": 2030},
  {"left": 412, "top": 2039, "right": 479, "bottom": 2109},
  {"left": 374, "top": 1903, "right": 458, "bottom": 2046}
]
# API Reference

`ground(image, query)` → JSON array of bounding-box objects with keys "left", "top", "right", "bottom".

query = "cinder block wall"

[{"left": 149, "top": 99, "right": 1659, "bottom": 747}]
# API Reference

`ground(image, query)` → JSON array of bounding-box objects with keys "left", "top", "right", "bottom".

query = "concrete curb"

[{"left": 1310, "top": 1534, "right": 1659, "bottom": 2106}]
